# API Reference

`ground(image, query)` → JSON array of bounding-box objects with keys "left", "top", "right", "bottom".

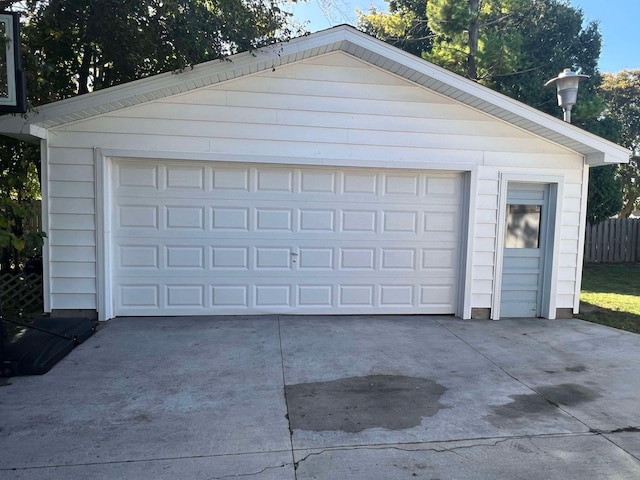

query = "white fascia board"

[
  {"left": 586, "top": 150, "right": 631, "bottom": 166},
  {"left": 29, "top": 124, "right": 47, "bottom": 139}
]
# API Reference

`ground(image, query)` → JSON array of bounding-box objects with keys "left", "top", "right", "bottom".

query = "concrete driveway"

[{"left": 1, "top": 315, "right": 640, "bottom": 479}]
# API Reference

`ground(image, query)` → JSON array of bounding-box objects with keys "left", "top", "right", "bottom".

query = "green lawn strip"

[{"left": 578, "top": 264, "right": 640, "bottom": 334}]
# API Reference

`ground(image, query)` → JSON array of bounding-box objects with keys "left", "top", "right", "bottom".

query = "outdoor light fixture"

[{"left": 544, "top": 68, "right": 589, "bottom": 124}]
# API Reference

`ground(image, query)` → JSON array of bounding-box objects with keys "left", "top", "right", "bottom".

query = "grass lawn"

[{"left": 579, "top": 263, "right": 640, "bottom": 334}]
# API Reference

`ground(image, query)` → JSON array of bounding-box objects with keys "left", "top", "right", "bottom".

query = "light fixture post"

[{"left": 544, "top": 68, "right": 589, "bottom": 123}]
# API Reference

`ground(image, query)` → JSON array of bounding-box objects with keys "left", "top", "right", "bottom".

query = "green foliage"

[
  {"left": 490, "top": 1, "right": 602, "bottom": 116},
  {"left": 357, "top": 0, "right": 431, "bottom": 57},
  {"left": 599, "top": 70, "right": 640, "bottom": 217},
  {"left": 586, "top": 165, "right": 623, "bottom": 225},
  {"left": 577, "top": 115, "right": 624, "bottom": 225},
  {"left": 425, "top": 0, "right": 531, "bottom": 81},
  {"left": 24, "top": 0, "right": 301, "bottom": 100},
  {"left": 359, "top": 0, "right": 624, "bottom": 220},
  {"left": 0, "top": 0, "right": 300, "bottom": 272},
  {"left": 0, "top": 138, "right": 45, "bottom": 272}
]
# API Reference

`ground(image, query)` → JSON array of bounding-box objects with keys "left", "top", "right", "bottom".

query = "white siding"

[
  {"left": 46, "top": 146, "right": 97, "bottom": 311},
  {"left": 45, "top": 51, "right": 586, "bottom": 316}
]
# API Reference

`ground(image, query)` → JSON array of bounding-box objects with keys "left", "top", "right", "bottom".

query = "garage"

[
  {"left": 112, "top": 159, "right": 463, "bottom": 316},
  {"left": 0, "top": 25, "right": 629, "bottom": 321}
]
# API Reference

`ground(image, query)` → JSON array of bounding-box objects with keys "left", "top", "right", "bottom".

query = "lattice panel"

[{"left": 0, "top": 273, "right": 43, "bottom": 318}]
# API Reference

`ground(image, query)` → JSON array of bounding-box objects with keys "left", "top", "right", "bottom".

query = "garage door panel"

[
  {"left": 383, "top": 174, "right": 419, "bottom": 196},
  {"left": 298, "top": 248, "right": 334, "bottom": 269},
  {"left": 114, "top": 241, "right": 459, "bottom": 276},
  {"left": 119, "top": 245, "right": 160, "bottom": 269},
  {"left": 212, "top": 285, "right": 249, "bottom": 307},
  {"left": 256, "top": 208, "right": 293, "bottom": 231},
  {"left": 114, "top": 201, "right": 460, "bottom": 238},
  {"left": 379, "top": 285, "right": 414, "bottom": 307},
  {"left": 166, "top": 206, "right": 205, "bottom": 230},
  {"left": 381, "top": 248, "right": 416, "bottom": 270},
  {"left": 382, "top": 211, "right": 418, "bottom": 233},
  {"left": 255, "top": 285, "right": 291, "bottom": 307},
  {"left": 118, "top": 205, "right": 159, "bottom": 229},
  {"left": 297, "top": 285, "right": 334, "bottom": 307},
  {"left": 212, "top": 207, "right": 250, "bottom": 230},
  {"left": 112, "top": 161, "right": 463, "bottom": 316},
  {"left": 120, "top": 284, "right": 160, "bottom": 308},
  {"left": 166, "top": 246, "right": 205, "bottom": 269},
  {"left": 166, "top": 285, "right": 205, "bottom": 307},
  {"left": 299, "top": 209, "right": 335, "bottom": 231},
  {"left": 166, "top": 165, "right": 206, "bottom": 190},
  {"left": 114, "top": 277, "right": 458, "bottom": 315},
  {"left": 116, "top": 163, "right": 159, "bottom": 189},
  {"left": 212, "top": 247, "right": 249, "bottom": 269}
]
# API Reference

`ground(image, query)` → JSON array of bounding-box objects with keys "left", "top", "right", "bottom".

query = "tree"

[
  {"left": 357, "top": 0, "right": 432, "bottom": 57},
  {"left": 23, "top": 0, "right": 300, "bottom": 101},
  {"left": 599, "top": 70, "right": 640, "bottom": 218},
  {"left": 490, "top": 0, "right": 603, "bottom": 120},
  {"left": 358, "top": 0, "right": 622, "bottom": 222},
  {"left": 0, "top": 0, "right": 300, "bottom": 273},
  {"left": 0, "top": 139, "right": 45, "bottom": 273},
  {"left": 425, "top": 0, "right": 532, "bottom": 82}
]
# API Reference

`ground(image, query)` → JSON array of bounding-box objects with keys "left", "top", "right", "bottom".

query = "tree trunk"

[
  {"left": 78, "top": 47, "right": 92, "bottom": 95},
  {"left": 468, "top": 0, "right": 480, "bottom": 81},
  {"left": 619, "top": 198, "right": 637, "bottom": 218}
]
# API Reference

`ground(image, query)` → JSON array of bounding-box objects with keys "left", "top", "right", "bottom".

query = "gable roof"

[{"left": 0, "top": 25, "right": 629, "bottom": 166}]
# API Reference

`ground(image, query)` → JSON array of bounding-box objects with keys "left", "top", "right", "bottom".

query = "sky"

[{"left": 287, "top": 0, "right": 639, "bottom": 73}]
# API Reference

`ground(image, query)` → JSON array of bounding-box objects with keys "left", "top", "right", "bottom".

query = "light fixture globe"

[{"left": 545, "top": 68, "right": 590, "bottom": 123}]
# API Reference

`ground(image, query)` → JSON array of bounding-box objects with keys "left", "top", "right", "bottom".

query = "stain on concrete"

[
  {"left": 537, "top": 383, "right": 599, "bottom": 406},
  {"left": 485, "top": 383, "right": 599, "bottom": 427},
  {"left": 565, "top": 365, "right": 587, "bottom": 373},
  {"left": 487, "top": 393, "right": 557, "bottom": 425},
  {"left": 285, "top": 374, "right": 447, "bottom": 433}
]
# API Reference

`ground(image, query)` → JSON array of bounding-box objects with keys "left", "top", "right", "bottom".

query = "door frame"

[{"left": 492, "top": 173, "right": 564, "bottom": 320}]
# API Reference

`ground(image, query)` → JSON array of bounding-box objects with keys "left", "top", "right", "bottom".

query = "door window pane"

[{"left": 505, "top": 204, "right": 541, "bottom": 248}]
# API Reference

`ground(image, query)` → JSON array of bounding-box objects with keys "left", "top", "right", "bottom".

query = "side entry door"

[{"left": 500, "top": 183, "right": 550, "bottom": 318}]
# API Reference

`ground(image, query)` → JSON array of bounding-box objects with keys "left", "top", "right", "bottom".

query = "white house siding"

[
  {"left": 45, "top": 51, "right": 585, "bottom": 317},
  {"left": 46, "top": 146, "right": 97, "bottom": 310}
]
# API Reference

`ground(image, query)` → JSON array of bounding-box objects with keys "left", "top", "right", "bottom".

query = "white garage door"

[{"left": 111, "top": 160, "right": 463, "bottom": 316}]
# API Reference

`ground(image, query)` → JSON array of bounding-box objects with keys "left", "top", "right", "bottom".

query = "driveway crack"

[
  {"left": 206, "top": 462, "right": 290, "bottom": 479},
  {"left": 590, "top": 426, "right": 640, "bottom": 434},
  {"left": 277, "top": 316, "right": 297, "bottom": 479},
  {"left": 294, "top": 436, "right": 525, "bottom": 469}
]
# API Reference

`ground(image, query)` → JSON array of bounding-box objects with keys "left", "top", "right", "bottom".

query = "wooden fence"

[{"left": 584, "top": 218, "right": 640, "bottom": 264}]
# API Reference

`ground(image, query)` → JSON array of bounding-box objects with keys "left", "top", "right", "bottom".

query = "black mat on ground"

[{"left": 1, "top": 316, "right": 97, "bottom": 377}]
